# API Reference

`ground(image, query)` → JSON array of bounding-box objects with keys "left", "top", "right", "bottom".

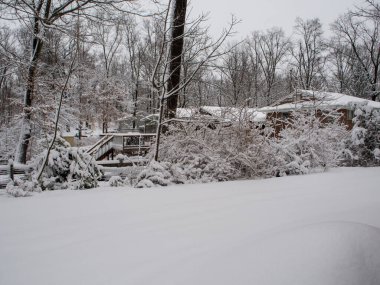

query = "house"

[
  {"left": 259, "top": 90, "right": 380, "bottom": 133},
  {"left": 176, "top": 106, "right": 266, "bottom": 126}
]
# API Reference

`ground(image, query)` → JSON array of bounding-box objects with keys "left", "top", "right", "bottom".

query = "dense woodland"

[{"left": 0, "top": 0, "right": 380, "bottom": 164}]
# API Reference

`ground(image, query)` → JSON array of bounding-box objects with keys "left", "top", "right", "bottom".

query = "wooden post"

[
  {"left": 9, "top": 159, "right": 14, "bottom": 181},
  {"left": 138, "top": 135, "right": 142, "bottom": 156}
]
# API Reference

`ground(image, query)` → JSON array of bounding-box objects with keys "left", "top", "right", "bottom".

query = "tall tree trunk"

[
  {"left": 0, "top": 67, "right": 7, "bottom": 90},
  {"left": 166, "top": 0, "right": 187, "bottom": 119},
  {"left": 154, "top": 95, "right": 165, "bottom": 161},
  {"left": 132, "top": 84, "right": 138, "bottom": 129},
  {"left": 16, "top": 19, "right": 44, "bottom": 164},
  {"left": 16, "top": 0, "right": 52, "bottom": 163},
  {"left": 372, "top": 65, "right": 379, "bottom": 101}
]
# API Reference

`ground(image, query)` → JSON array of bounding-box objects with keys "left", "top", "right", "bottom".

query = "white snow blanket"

[{"left": 1, "top": 167, "right": 380, "bottom": 285}]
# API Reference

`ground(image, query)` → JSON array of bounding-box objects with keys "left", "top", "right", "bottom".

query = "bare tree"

[
  {"left": 178, "top": 22, "right": 210, "bottom": 108},
  {"left": 218, "top": 42, "right": 254, "bottom": 106},
  {"left": 140, "top": 17, "right": 166, "bottom": 114},
  {"left": 245, "top": 39, "right": 264, "bottom": 107},
  {"left": 90, "top": 12, "right": 123, "bottom": 133},
  {"left": 332, "top": 11, "right": 380, "bottom": 101},
  {"left": 0, "top": 26, "right": 18, "bottom": 127},
  {"left": 150, "top": 1, "right": 237, "bottom": 161},
  {"left": 328, "top": 38, "right": 355, "bottom": 94},
  {"left": 355, "top": 0, "right": 380, "bottom": 19},
  {"left": 0, "top": 0, "right": 136, "bottom": 163},
  {"left": 123, "top": 15, "right": 146, "bottom": 129},
  {"left": 291, "top": 18, "right": 326, "bottom": 91},
  {"left": 253, "top": 28, "right": 290, "bottom": 105}
]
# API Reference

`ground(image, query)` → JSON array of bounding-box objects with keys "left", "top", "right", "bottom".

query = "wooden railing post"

[{"left": 9, "top": 159, "right": 14, "bottom": 181}]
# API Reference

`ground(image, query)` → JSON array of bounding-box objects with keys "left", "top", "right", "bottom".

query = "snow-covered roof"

[
  {"left": 176, "top": 108, "right": 198, "bottom": 119},
  {"left": 117, "top": 113, "right": 137, "bottom": 120},
  {"left": 106, "top": 132, "right": 156, "bottom": 136},
  {"left": 177, "top": 106, "right": 267, "bottom": 123},
  {"left": 260, "top": 90, "right": 380, "bottom": 113}
]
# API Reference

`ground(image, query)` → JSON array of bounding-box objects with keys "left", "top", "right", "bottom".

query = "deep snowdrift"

[{"left": 0, "top": 167, "right": 380, "bottom": 285}]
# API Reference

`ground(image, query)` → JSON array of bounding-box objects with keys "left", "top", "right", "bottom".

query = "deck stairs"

[{"left": 87, "top": 135, "right": 115, "bottom": 160}]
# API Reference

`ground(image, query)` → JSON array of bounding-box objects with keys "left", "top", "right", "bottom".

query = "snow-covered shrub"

[
  {"left": 163, "top": 139, "right": 237, "bottom": 182},
  {"left": 123, "top": 166, "right": 145, "bottom": 186},
  {"left": 135, "top": 160, "right": 174, "bottom": 188},
  {"left": 154, "top": 123, "right": 240, "bottom": 183},
  {"left": 144, "top": 120, "right": 280, "bottom": 185},
  {"left": 115, "top": 154, "right": 126, "bottom": 164},
  {"left": 272, "top": 110, "right": 349, "bottom": 176},
  {"left": 219, "top": 124, "right": 278, "bottom": 179},
  {"left": 108, "top": 175, "right": 124, "bottom": 187},
  {"left": 35, "top": 137, "right": 102, "bottom": 190},
  {"left": 6, "top": 177, "right": 42, "bottom": 197},
  {"left": 136, "top": 108, "right": 349, "bottom": 187},
  {"left": 340, "top": 103, "right": 380, "bottom": 166},
  {"left": 374, "top": 148, "right": 380, "bottom": 161}
]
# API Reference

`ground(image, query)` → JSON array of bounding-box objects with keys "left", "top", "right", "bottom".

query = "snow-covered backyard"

[{"left": 1, "top": 167, "right": 380, "bottom": 285}]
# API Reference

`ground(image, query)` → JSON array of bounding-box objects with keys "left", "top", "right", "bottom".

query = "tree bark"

[
  {"left": 165, "top": 0, "right": 187, "bottom": 119},
  {"left": 16, "top": 19, "right": 44, "bottom": 164}
]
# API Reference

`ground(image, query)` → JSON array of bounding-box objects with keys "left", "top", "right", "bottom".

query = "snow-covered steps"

[{"left": 87, "top": 135, "right": 115, "bottom": 160}]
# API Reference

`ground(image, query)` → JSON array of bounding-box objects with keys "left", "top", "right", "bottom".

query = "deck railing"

[
  {"left": 87, "top": 133, "right": 156, "bottom": 161},
  {"left": 0, "top": 161, "right": 33, "bottom": 189}
]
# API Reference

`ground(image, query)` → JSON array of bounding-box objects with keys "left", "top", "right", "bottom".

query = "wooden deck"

[{"left": 87, "top": 133, "right": 156, "bottom": 161}]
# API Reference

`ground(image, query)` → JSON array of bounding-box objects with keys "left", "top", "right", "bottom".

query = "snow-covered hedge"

[
  {"left": 340, "top": 103, "right": 380, "bottom": 166},
  {"left": 135, "top": 161, "right": 174, "bottom": 188},
  {"left": 151, "top": 124, "right": 241, "bottom": 184},
  {"left": 6, "top": 177, "right": 41, "bottom": 197},
  {"left": 138, "top": 121, "right": 271, "bottom": 187},
  {"left": 222, "top": 125, "right": 277, "bottom": 178},
  {"left": 273, "top": 110, "right": 349, "bottom": 175},
  {"left": 108, "top": 175, "right": 125, "bottom": 187},
  {"left": 137, "top": 109, "right": 350, "bottom": 188}
]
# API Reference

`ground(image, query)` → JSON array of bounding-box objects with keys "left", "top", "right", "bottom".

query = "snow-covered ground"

[{"left": 1, "top": 167, "right": 380, "bottom": 285}]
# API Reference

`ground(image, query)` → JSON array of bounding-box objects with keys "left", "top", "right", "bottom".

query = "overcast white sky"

[{"left": 189, "top": 0, "right": 363, "bottom": 38}]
